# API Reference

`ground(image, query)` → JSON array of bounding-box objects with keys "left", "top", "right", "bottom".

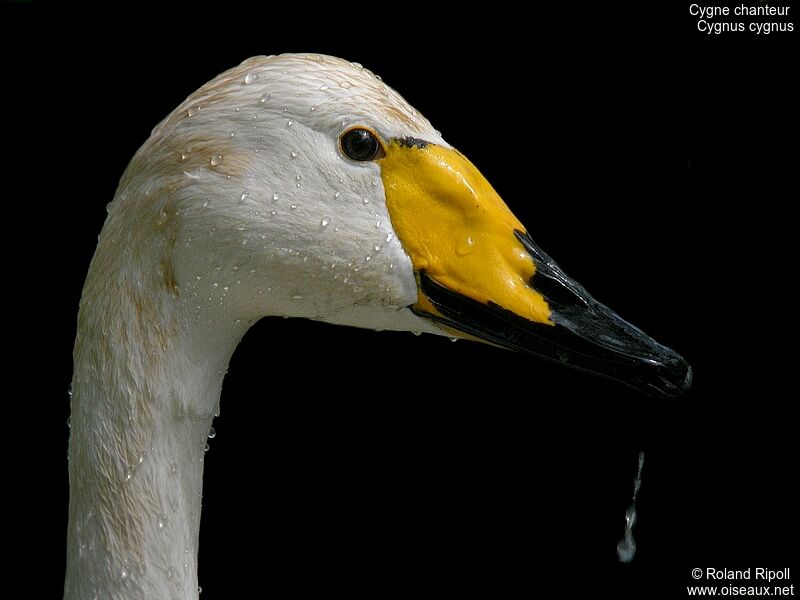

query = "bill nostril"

[{"left": 533, "top": 274, "right": 591, "bottom": 308}]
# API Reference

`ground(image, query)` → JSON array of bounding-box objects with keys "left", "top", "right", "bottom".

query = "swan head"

[{"left": 109, "top": 53, "right": 690, "bottom": 398}]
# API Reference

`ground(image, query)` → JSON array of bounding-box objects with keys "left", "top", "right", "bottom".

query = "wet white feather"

[{"left": 66, "top": 54, "right": 447, "bottom": 600}]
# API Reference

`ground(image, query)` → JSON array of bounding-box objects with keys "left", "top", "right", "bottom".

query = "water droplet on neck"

[
  {"left": 290, "top": 151, "right": 298, "bottom": 159},
  {"left": 158, "top": 515, "right": 166, "bottom": 529},
  {"left": 272, "top": 192, "right": 280, "bottom": 202},
  {"left": 321, "top": 217, "right": 330, "bottom": 228},
  {"left": 239, "top": 190, "right": 249, "bottom": 202},
  {"left": 333, "top": 191, "right": 341, "bottom": 199},
  {"left": 244, "top": 72, "right": 259, "bottom": 84},
  {"left": 339, "top": 81, "right": 353, "bottom": 89}
]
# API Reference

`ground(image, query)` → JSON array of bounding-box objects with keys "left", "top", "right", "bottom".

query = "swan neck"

[{"left": 65, "top": 235, "right": 245, "bottom": 599}]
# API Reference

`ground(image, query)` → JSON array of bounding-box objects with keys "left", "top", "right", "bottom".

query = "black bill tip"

[{"left": 412, "top": 231, "right": 692, "bottom": 399}]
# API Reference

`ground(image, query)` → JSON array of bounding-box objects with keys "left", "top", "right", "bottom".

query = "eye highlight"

[{"left": 340, "top": 128, "right": 385, "bottom": 162}]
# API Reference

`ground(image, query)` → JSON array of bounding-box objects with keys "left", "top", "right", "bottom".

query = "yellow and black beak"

[{"left": 379, "top": 138, "right": 691, "bottom": 398}]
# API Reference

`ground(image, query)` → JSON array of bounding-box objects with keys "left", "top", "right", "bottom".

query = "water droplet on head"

[
  {"left": 158, "top": 515, "right": 166, "bottom": 529},
  {"left": 339, "top": 81, "right": 353, "bottom": 89},
  {"left": 290, "top": 203, "right": 298, "bottom": 210},
  {"left": 236, "top": 224, "right": 246, "bottom": 231},
  {"left": 287, "top": 119, "right": 294, "bottom": 127},
  {"left": 321, "top": 217, "right": 330, "bottom": 228},
  {"left": 239, "top": 190, "right": 249, "bottom": 202},
  {"left": 334, "top": 191, "right": 341, "bottom": 199},
  {"left": 290, "top": 151, "right": 298, "bottom": 158},
  {"left": 260, "top": 92, "right": 271, "bottom": 103},
  {"left": 272, "top": 192, "right": 280, "bottom": 202},
  {"left": 187, "top": 106, "right": 199, "bottom": 117},
  {"left": 244, "top": 72, "right": 259, "bottom": 84},
  {"left": 210, "top": 154, "right": 223, "bottom": 167},
  {"left": 319, "top": 84, "right": 329, "bottom": 91}
]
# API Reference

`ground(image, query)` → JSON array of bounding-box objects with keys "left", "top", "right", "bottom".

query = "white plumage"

[{"left": 66, "top": 54, "right": 446, "bottom": 600}]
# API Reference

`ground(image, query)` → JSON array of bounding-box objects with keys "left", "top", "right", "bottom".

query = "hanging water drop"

[
  {"left": 617, "top": 450, "right": 645, "bottom": 563},
  {"left": 208, "top": 427, "right": 216, "bottom": 439}
]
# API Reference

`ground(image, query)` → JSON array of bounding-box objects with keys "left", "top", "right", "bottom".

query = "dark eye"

[{"left": 340, "top": 128, "right": 384, "bottom": 162}]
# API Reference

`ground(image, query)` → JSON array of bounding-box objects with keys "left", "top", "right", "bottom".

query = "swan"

[{"left": 65, "top": 53, "right": 691, "bottom": 599}]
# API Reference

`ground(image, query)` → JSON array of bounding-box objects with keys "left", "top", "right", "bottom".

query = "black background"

[{"left": 4, "top": 2, "right": 797, "bottom": 598}]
